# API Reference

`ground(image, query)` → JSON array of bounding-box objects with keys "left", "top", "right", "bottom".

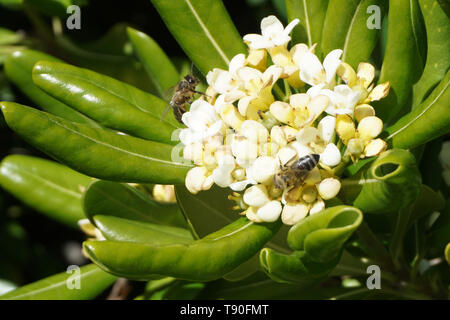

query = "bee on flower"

[{"left": 179, "top": 15, "right": 391, "bottom": 226}]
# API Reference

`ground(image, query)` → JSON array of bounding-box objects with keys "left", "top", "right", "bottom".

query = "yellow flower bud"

[
  {"left": 364, "top": 138, "right": 387, "bottom": 157},
  {"left": 357, "top": 62, "right": 375, "bottom": 88},
  {"left": 357, "top": 116, "right": 383, "bottom": 141},
  {"left": 247, "top": 49, "right": 267, "bottom": 71},
  {"left": 354, "top": 104, "right": 375, "bottom": 122},
  {"left": 270, "top": 101, "right": 295, "bottom": 125},
  {"left": 287, "top": 70, "right": 304, "bottom": 88},
  {"left": 290, "top": 93, "right": 310, "bottom": 109},
  {"left": 270, "top": 125, "right": 287, "bottom": 147},
  {"left": 153, "top": 184, "right": 177, "bottom": 203},
  {"left": 307, "top": 95, "right": 329, "bottom": 121},
  {"left": 281, "top": 125, "right": 298, "bottom": 142},
  {"left": 220, "top": 104, "right": 244, "bottom": 130},
  {"left": 368, "top": 82, "right": 390, "bottom": 101},
  {"left": 336, "top": 114, "right": 356, "bottom": 143},
  {"left": 337, "top": 62, "right": 357, "bottom": 87},
  {"left": 304, "top": 167, "right": 321, "bottom": 185},
  {"left": 302, "top": 185, "right": 317, "bottom": 203},
  {"left": 347, "top": 138, "right": 365, "bottom": 161}
]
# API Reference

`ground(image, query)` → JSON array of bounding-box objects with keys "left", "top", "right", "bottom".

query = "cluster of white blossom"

[{"left": 179, "top": 15, "right": 390, "bottom": 225}]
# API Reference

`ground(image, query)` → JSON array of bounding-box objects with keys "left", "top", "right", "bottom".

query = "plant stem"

[{"left": 273, "top": 83, "right": 285, "bottom": 101}]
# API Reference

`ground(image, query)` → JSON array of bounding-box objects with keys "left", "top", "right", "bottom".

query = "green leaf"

[
  {"left": 0, "top": 28, "right": 23, "bottom": 45},
  {"left": 0, "top": 102, "right": 192, "bottom": 184},
  {"left": 321, "top": 0, "right": 384, "bottom": 68},
  {"left": 260, "top": 248, "right": 341, "bottom": 283},
  {"left": 4, "top": 49, "right": 98, "bottom": 125},
  {"left": 176, "top": 184, "right": 291, "bottom": 249},
  {"left": 412, "top": 0, "right": 450, "bottom": 108},
  {"left": 385, "top": 70, "right": 450, "bottom": 149},
  {"left": 84, "top": 217, "right": 280, "bottom": 281},
  {"left": 0, "top": 154, "right": 92, "bottom": 228},
  {"left": 0, "top": 0, "right": 22, "bottom": 10},
  {"left": 23, "top": 0, "right": 87, "bottom": 17},
  {"left": 54, "top": 23, "right": 158, "bottom": 94},
  {"left": 260, "top": 205, "right": 362, "bottom": 283},
  {"left": 0, "top": 264, "right": 116, "bottom": 300},
  {"left": 32, "top": 60, "right": 179, "bottom": 144},
  {"left": 83, "top": 180, "right": 187, "bottom": 228},
  {"left": 175, "top": 185, "right": 237, "bottom": 239},
  {"left": 286, "top": 0, "right": 329, "bottom": 57},
  {"left": 150, "top": 0, "right": 246, "bottom": 74},
  {"left": 287, "top": 205, "right": 363, "bottom": 262},
  {"left": 92, "top": 215, "right": 193, "bottom": 244},
  {"left": 175, "top": 184, "right": 291, "bottom": 281},
  {"left": 373, "top": 0, "right": 426, "bottom": 123},
  {"left": 341, "top": 149, "right": 422, "bottom": 214},
  {"left": 127, "top": 27, "right": 180, "bottom": 96},
  {"left": 389, "top": 185, "right": 445, "bottom": 266}
]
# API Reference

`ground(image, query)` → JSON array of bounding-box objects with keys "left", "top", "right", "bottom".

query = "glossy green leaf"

[
  {"left": 127, "top": 27, "right": 180, "bottom": 96},
  {"left": 4, "top": 49, "right": 98, "bottom": 125},
  {"left": 0, "top": 154, "right": 92, "bottom": 228},
  {"left": 286, "top": 0, "right": 329, "bottom": 56},
  {"left": 260, "top": 248, "right": 341, "bottom": 283},
  {"left": 0, "top": 264, "right": 116, "bottom": 300},
  {"left": 175, "top": 185, "right": 290, "bottom": 248},
  {"left": 92, "top": 215, "right": 193, "bottom": 244},
  {"left": 33, "top": 60, "right": 180, "bottom": 144},
  {"left": 83, "top": 180, "right": 187, "bottom": 228},
  {"left": 321, "top": 0, "right": 384, "bottom": 68},
  {"left": 287, "top": 205, "right": 363, "bottom": 262},
  {"left": 374, "top": 0, "right": 426, "bottom": 123},
  {"left": 341, "top": 149, "right": 422, "bottom": 214},
  {"left": 0, "top": 102, "right": 192, "bottom": 184},
  {"left": 385, "top": 69, "right": 450, "bottom": 149},
  {"left": 150, "top": 0, "right": 246, "bottom": 74},
  {"left": 260, "top": 205, "right": 362, "bottom": 283},
  {"left": 175, "top": 185, "right": 237, "bottom": 239},
  {"left": 84, "top": 217, "right": 280, "bottom": 281},
  {"left": 412, "top": 0, "right": 450, "bottom": 108},
  {"left": 54, "top": 23, "right": 158, "bottom": 94}
]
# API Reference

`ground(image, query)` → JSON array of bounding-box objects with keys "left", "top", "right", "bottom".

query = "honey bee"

[
  {"left": 161, "top": 74, "right": 202, "bottom": 123},
  {"left": 273, "top": 154, "right": 320, "bottom": 190}
]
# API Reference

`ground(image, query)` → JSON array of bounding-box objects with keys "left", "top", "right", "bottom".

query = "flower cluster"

[{"left": 179, "top": 15, "right": 390, "bottom": 225}]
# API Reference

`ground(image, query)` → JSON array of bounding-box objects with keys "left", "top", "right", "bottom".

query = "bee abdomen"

[{"left": 292, "top": 154, "right": 320, "bottom": 171}]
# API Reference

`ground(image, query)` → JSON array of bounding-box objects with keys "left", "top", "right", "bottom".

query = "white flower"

[
  {"left": 317, "top": 178, "right": 341, "bottom": 199},
  {"left": 243, "top": 15, "right": 299, "bottom": 49},
  {"left": 212, "top": 155, "right": 236, "bottom": 187},
  {"left": 295, "top": 49, "right": 342, "bottom": 87},
  {"left": 247, "top": 156, "right": 279, "bottom": 183},
  {"left": 185, "top": 167, "right": 214, "bottom": 194},
  {"left": 243, "top": 184, "right": 270, "bottom": 207},
  {"left": 256, "top": 200, "right": 282, "bottom": 222},
  {"left": 281, "top": 202, "right": 309, "bottom": 225},
  {"left": 309, "top": 84, "right": 361, "bottom": 116},
  {"left": 320, "top": 143, "right": 342, "bottom": 167},
  {"left": 179, "top": 100, "right": 224, "bottom": 145}
]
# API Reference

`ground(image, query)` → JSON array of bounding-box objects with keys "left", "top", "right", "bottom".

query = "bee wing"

[
  {"left": 162, "top": 84, "right": 177, "bottom": 103},
  {"left": 160, "top": 103, "right": 172, "bottom": 122}
]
